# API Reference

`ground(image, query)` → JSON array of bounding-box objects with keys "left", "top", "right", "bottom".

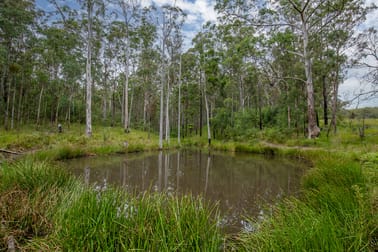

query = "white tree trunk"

[
  {"left": 159, "top": 18, "right": 166, "bottom": 150},
  {"left": 301, "top": 9, "right": 320, "bottom": 139},
  {"left": 10, "top": 82, "right": 16, "bottom": 129},
  {"left": 85, "top": 0, "right": 93, "bottom": 137},
  {"left": 178, "top": 55, "right": 182, "bottom": 144},
  {"left": 124, "top": 61, "right": 129, "bottom": 132},
  {"left": 165, "top": 70, "right": 170, "bottom": 144},
  {"left": 37, "top": 88, "right": 43, "bottom": 125}
]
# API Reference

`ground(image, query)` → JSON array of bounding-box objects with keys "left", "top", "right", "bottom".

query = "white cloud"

[
  {"left": 140, "top": 0, "right": 153, "bottom": 8},
  {"left": 142, "top": 0, "right": 217, "bottom": 49},
  {"left": 144, "top": 0, "right": 217, "bottom": 23}
]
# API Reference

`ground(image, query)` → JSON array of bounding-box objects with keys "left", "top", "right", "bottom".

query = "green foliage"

[
  {"left": 0, "top": 160, "right": 76, "bottom": 249},
  {"left": 234, "top": 154, "right": 376, "bottom": 251},
  {"left": 0, "top": 159, "right": 222, "bottom": 251},
  {"left": 56, "top": 190, "right": 222, "bottom": 251},
  {"left": 0, "top": 159, "right": 74, "bottom": 193}
]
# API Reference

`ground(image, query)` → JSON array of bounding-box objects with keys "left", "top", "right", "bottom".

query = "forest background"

[{"left": 1, "top": 0, "right": 378, "bottom": 145}]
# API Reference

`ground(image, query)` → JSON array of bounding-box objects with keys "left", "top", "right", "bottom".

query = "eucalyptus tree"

[
  {"left": 111, "top": 0, "right": 141, "bottom": 133},
  {"left": 216, "top": 19, "right": 257, "bottom": 113},
  {"left": 107, "top": 20, "right": 127, "bottom": 126},
  {"left": 165, "top": 6, "right": 185, "bottom": 144},
  {"left": 263, "top": 29, "right": 306, "bottom": 131},
  {"left": 216, "top": 0, "right": 371, "bottom": 138},
  {"left": 0, "top": 0, "right": 36, "bottom": 129},
  {"left": 192, "top": 23, "right": 223, "bottom": 145},
  {"left": 157, "top": 4, "right": 185, "bottom": 149},
  {"left": 179, "top": 50, "right": 201, "bottom": 137},
  {"left": 134, "top": 7, "right": 158, "bottom": 131},
  {"left": 77, "top": 0, "right": 105, "bottom": 136}
]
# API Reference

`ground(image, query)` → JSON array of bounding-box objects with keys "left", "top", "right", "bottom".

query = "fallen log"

[{"left": 0, "top": 149, "right": 20, "bottom": 155}]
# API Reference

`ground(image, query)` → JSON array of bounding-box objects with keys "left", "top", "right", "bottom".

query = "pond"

[{"left": 62, "top": 150, "right": 307, "bottom": 233}]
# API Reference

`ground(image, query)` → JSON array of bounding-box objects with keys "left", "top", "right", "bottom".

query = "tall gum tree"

[
  {"left": 78, "top": 0, "right": 105, "bottom": 137},
  {"left": 115, "top": 0, "right": 140, "bottom": 133},
  {"left": 216, "top": 0, "right": 372, "bottom": 138},
  {"left": 0, "top": 0, "right": 36, "bottom": 130}
]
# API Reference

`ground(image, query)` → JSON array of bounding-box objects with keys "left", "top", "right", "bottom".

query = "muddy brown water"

[{"left": 62, "top": 150, "right": 307, "bottom": 233}]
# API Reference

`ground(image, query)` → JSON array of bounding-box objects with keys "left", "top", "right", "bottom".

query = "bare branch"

[
  {"left": 287, "top": 0, "right": 302, "bottom": 14},
  {"left": 348, "top": 90, "right": 378, "bottom": 103},
  {"left": 287, "top": 50, "right": 304, "bottom": 58}
]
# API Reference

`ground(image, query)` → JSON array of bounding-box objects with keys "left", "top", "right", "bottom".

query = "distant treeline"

[{"left": 344, "top": 107, "right": 378, "bottom": 119}]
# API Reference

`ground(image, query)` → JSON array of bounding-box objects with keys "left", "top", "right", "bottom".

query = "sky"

[
  {"left": 338, "top": 0, "right": 378, "bottom": 108},
  {"left": 35, "top": 0, "right": 378, "bottom": 108}
]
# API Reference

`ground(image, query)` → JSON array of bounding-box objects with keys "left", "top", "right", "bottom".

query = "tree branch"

[
  {"left": 348, "top": 90, "right": 378, "bottom": 103},
  {"left": 0, "top": 149, "right": 20, "bottom": 155}
]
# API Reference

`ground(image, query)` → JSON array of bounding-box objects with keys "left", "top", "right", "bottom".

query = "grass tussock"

[
  {"left": 0, "top": 160, "right": 75, "bottom": 250},
  {"left": 56, "top": 190, "right": 222, "bottom": 251},
  {"left": 0, "top": 160, "right": 223, "bottom": 251}
]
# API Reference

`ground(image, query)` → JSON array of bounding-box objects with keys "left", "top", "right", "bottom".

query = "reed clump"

[
  {"left": 234, "top": 152, "right": 377, "bottom": 251},
  {"left": 0, "top": 159, "right": 223, "bottom": 251}
]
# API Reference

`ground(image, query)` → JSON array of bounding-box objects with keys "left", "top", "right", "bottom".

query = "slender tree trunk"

[
  {"left": 199, "top": 70, "right": 203, "bottom": 137},
  {"left": 86, "top": 1, "right": 93, "bottom": 137},
  {"left": 102, "top": 96, "right": 107, "bottom": 122},
  {"left": 258, "top": 80, "right": 262, "bottom": 130},
  {"left": 239, "top": 75, "right": 245, "bottom": 112},
  {"left": 1, "top": 47, "right": 9, "bottom": 127},
  {"left": 165, "top": 70, "right": 170, "bottom": 143},
  {"left": 129, "top": 84, "right": 134, "bottom": 129},
  {"left": 121, "top": 86, "right": 124, "bottom": 124},
  {"left": 159, "top": 19, "right": 166, "bottom": 150},
  {"left": 178, "top": 55, "right": 182, "bottom": 145},
  {"left": 143, "top": 90, "right": 148, "bottom": 130},
  {"left": 329, "top": 75, "right": 339, "bottom": 135},
  {"left": 111, "top": 82, "right": 116, "bottom": 127},
  {"left": 124, "top": 62, "right": 129, "bottom": 132},
  {"left": 322, "top": 75, "right": 328, "bottom": 126},
  {"left": 330, "top": 47, "right": 342, "bottom": 135},
  {"left": 55, "top": 97, "right": 60, "bottom": 125},
  {"left": 68, "top": 94, "right": 72, "bottom": 127},
  {"left": 17, "top": 82, "right": 23, "bottom": 128},
  {"left": 0, "top": 63, "right": 7, "bottom": 104},
  {"left": 159, "top": 70, "right": 165, "bottom": 149},
  {"left": 10, "top": 79, "right": 16, "bottom": 130},
  {"left": 288, "top": 105, "right": 291, "bottom": 129},
  {"left": 4, "top": 78, "right": 10, "bottom": 130},
  {"left": 301, "top": 11, "right": 320, "bottom": 138}
]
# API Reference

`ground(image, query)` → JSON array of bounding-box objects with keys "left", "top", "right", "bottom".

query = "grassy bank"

[
  {"left": 0, "top": 160, "right": 223, "bottom": 251},
  {"left": 0, "top": 124, "right": 163, "bottom": 161},
  {"left": 0, "top": 121, "right": 377, "bottom": 251},
  {"left": 233, "top": 152, "right": 378, "bottom": 251}
]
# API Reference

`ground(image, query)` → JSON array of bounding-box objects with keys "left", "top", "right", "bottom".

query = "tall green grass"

[
  {"left": 234, "top": 153, "right": 377, "bottom": 251},
  {"left": 56, "top": 189, "right": 222, "bottom": 251},
  {"left": 0, "top": 159, "right": 74, "bottom": 192},
  {"left": 0, "top": 160, "right": 223, "bottom": 251},
  {"left": 0, "top": 160, "right": 75, "bottom": 249}
]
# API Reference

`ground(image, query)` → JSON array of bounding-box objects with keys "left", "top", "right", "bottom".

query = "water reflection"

[{"left": 63, "top": 150, "right": 306, "bottom": 233}]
